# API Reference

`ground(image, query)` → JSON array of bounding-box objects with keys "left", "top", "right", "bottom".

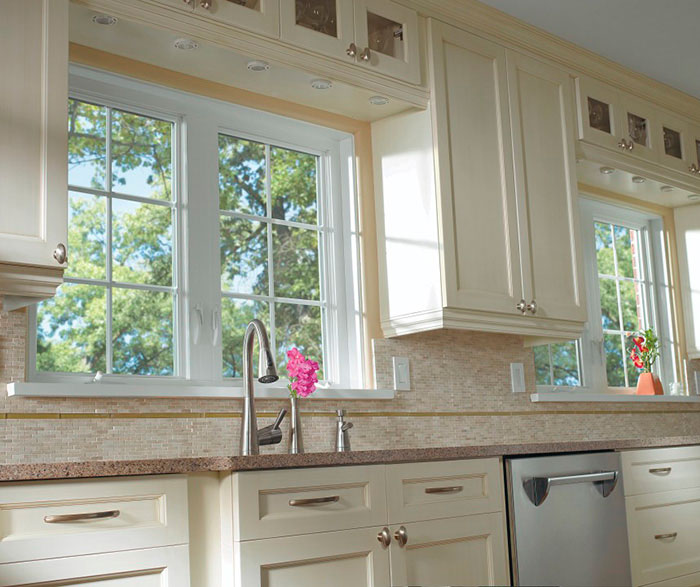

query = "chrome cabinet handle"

[
  {"left": 377, "top": 527, "right": 392, "bottom": 548},
  {"left": 425, "top": 485, "right": 463, "bottom": 494},
  {"left": 200, "top": 0, "right": 211, "bottom": 8},
  {"left": 618, "top": 138, "right": 634, "bottom": 151},
  {"left": 346, "top": 43, "right": 358, "bottom": 58},
  {"left": 649, "top": 467, "right": 672, "bottom": 475},
  {"left": 360, "top": 47, "right": 371, "bottom": 62},
  {"left": 516, "top": 299, "right": 527, "bottom": 314},
  {"left": 394, "top": 525, "right": 408, "bottom": 547},
  {"left": 288, "top": 495, "right": 339, "bottom": 507},
  {"left": 655, "top": 532, "right": 678, "bottom": 540},
  {"left": 524, "top": 471, "right": 618, "bottom": 506},
  {"left": 44, "top": 510, "right": 120, "bottom": 523},
  {"left": 689, "top": 164, "right": 699, "bottom": 174},
  {"left": 53, "top": 243, "right": 67, "bottom": 265},
  {"left": 527, "top": 300, "right": 537, "bottom": 315}
]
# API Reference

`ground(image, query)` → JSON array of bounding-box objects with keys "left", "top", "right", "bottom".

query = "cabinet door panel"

[
  {"left": 508, "top": 51, "right": 586, "bottom": 322},
  {"left": 575, "top": 75, "right": 624, "bottom": 151},
  {"left": 621, "top": 96, "right": 658, "bottom": 164},
  {"left": 195, "top": 0, "right": 279, "bottom": 38},
  {"left": 280, "top": 0, "right": 354, "bottom": 61},
  {"left": 428, "top": 20, "right": 523, "bottom": 315}
]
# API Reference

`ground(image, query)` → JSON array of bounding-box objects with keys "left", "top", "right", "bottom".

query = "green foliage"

[{"left": 533, "top": 341, "right": 581, "bottom": 386}]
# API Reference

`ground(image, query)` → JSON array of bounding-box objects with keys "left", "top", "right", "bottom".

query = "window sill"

[
  {"left": 6, "top": 382, "right": 396, "bottom": 400},
  {"left": 531, "top": 391, "right": 700, "bottom": 403}
]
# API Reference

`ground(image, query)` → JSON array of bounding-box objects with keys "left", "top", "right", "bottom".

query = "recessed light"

[
  {"left": 92, "top": 14, "right": 117, "bottom": 26},
  {"left": 689, "top": 194, "right": 700, "bottom": 201},
  {"left": 660, "top": 185, "right": 674, "bottom": 193},
  {"left": 631, "top": 176, "right": 646, "bottom": 184},
  {"left": 247, "top": 60, "right": 270, "bottom": 72},
  {"left": 173, "top": 38, "right": 199, "bottom": 50},
  {"left": 599, "top": 166, "right": 615, "bottom": 175},
  {"left": 369, "top": 95, "right": 390, "bottom": 106},
  {"left": 310, "top": 78, "right": 333, "bottom": 90}
]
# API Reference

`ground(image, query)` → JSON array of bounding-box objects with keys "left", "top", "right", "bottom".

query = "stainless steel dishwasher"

[{"left": 506, "top": 452, "right": 631, "bottom": 586}]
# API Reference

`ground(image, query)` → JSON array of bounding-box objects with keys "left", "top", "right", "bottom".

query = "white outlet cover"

[
  {"left": 511, "top": 362, "right": 526, "bottom": 393},
  {"left": 393, "top": 357, "right": 411, "bottom": 391}
]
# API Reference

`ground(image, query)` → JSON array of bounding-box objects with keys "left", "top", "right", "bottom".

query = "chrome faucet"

[{"left": 240, "top": 319, "right": 284, "bottom": 456}]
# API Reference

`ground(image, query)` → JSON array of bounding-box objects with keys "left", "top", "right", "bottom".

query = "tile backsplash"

[{"left": 1, "top": 305, "right": 699, "bottom": 464}]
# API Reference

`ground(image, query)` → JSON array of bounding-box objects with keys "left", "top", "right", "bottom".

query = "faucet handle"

[{"left": 258, "top": 409, "right": 286, "bottom": 446}]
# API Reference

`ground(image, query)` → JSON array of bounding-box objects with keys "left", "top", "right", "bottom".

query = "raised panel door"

[
  {"left": 280, "top": 0, "right": 354, "bottom": 61},
  {"left": 194, "top": 0, "right": 280, "bottom": 37}
]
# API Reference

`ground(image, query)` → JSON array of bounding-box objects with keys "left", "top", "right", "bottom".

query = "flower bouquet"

[
  {"left": 285, "top": 348, "right": 320, "bottom": 453},
  {"left": 629, "top": 328, "right": 663, "bottom": 395}
]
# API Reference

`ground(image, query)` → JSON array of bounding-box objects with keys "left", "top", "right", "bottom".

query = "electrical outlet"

[
  {"left": 511, "top": 362, "right": 526, "bottom": 393},
  {"left": 393, "top": 357, "right": 411, "bottom": 391}
]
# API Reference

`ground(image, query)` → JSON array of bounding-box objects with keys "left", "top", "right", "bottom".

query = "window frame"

[{"left": 26, "top": 65, "right": 367, "bottom": 393}]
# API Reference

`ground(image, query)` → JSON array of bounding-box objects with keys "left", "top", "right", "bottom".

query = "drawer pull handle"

[
  {"left": 655, "top": 532, "right": 678, "bottom": 540},
  {"left": 44, "top": 510, "right": 120, "bottom": 524},
  {"left": 289, "top": 496, "right": 340, "bottom": 507},
  {"left": 425, "top": 485, "right": 463, "bottom": 494},
  {"left": 649, "top": 467, "right": 672, "bottom": 475}
]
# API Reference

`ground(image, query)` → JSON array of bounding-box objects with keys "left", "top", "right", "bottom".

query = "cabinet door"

[
  {"left": 0, "top": 545, "right": 190, "bottom": 587},
  {"left": 507, "top": 51, "right": 586, "bottom": 323},
  {"left": 428, "top": 20, "right": 524, "bottom": 316},
  {"left": 575, "top": 75, "right": 626, "bottom": 152},
  {"left": 389, "top": 514, "right": 510, "bottom": 587},
  {"left": 654, "top": 111, "right": 696, "bottom": 174},
  {"left": 280, "top": 0, "right": 354, "bottom": 61},
  {"left": 0, "top": 0, "right": 68, "bottom": 268},
  {"left": 674, "top": 203, "right": 700, "bottom": 360},
  {"left": 689, "top": 124, "right": 700, "bottom": 174},
  {"left": 620, "top": 95, "right": 658, "bottom": 164},
  {"left": 235, "top": 527, "right": 390, "bottom": 587},
  {"left": 353, "top": 0, "right": 420, "bottom": 84},
  {"left": 194, "top": 0, "right": 279, "bottom": 38}
]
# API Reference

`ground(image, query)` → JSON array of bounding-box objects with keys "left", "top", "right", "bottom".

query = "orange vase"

[{"left": 636, "top": 372, "right": 663, "bottom": 395}]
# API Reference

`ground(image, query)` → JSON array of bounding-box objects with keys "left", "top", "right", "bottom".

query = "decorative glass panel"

[
  {"left": 367, "top": 11, "right": 405, "bottom": 60},
  {"left": 227, "top": 0, "right": 260, "bottom": 11},
  {"left": 627, "top": 112, "right": 648, "bottom": 146},
  {"left": 295, "top": 0, "right": 337, "bottom": 38},
  {"left": 663, "top": 127, "right": 683, "bottom": 159},
  {"left": 588, "top": 97, "right": 611, "bottom": 134}
]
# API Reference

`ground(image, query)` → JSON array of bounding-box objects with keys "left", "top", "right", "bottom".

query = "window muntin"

[{"left": 36, "top": 98, "right": 178, "bottom": 376}]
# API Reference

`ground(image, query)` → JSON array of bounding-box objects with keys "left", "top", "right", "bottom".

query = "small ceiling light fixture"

[
  {"left": 688, "top": 194, "right": 700, "bottom": 201},
  {"left": 369, "top": 95, "right": 390, "bottom": 106},
  {"left": 310, "top": 78, "right": 333, "bottom": 90},
  {"left": 599, "top": 166, "right": 615, "bottom": 175},
  {"left": 247, "top": 60, "right": 271, "bottom": 72},
  {"left": 631, "top": 175, "right": 646, "bottom": 184},
  {"left": 92, "top": 14, "right": 118, "bottom": 26},
  {"left": 660, "top": 185, "right": 674, "bottom": 193},
  {"left": 173, "top": 38, "right": 199, "bottom": 50}
]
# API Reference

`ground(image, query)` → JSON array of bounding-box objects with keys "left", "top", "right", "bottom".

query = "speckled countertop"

[{"left": 2, "top": 436, "right": 700, "bottom": 482}]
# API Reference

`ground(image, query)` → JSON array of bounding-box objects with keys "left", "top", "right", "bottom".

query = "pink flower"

[{"left": 286, "top": 348, "right": 320, "bottom": 399}]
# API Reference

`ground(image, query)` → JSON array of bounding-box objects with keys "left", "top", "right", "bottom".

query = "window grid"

[{"left": 536, "top": 340, "right": 583, "bottom": 387}]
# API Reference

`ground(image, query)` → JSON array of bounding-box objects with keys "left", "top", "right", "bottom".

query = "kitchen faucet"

[{"left": 240, "top": 319, "right": 285, "bottom": 456}]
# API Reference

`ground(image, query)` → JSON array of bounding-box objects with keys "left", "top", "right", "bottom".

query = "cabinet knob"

[
  {"left": 346, "top": 43, "right": 358, "bottom": 58},
  {"left": 53, "top": 243, "right": 67, "bottom": 265},
  {"left": 516, "top": 299, "right": 527, "bottom": 314},
  {"left": 690, "top": 164, "right": 699, "bottom": 174},
  {"left": 360, "top": 47, "right": 371, "bottom": 62},
  {"left": 394, "top": 526, "right": 408, "bottom": 547},
  {"left": 200, "top": 0, "right": 211, "bottom": 8},
  {"left": 377, "top": 527, "right": 392, "bottom": 548},
  {"left": 527, "top": 300, "right": 537, "bottom": 315},
  {"left": 183, "top": 0, "right": 193, "bottom": 4},
  {"left": 617, "top": 138, "right": 633, "bottom": 151}
]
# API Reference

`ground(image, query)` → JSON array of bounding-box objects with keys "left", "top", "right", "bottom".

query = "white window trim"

[{"left": 16, "top": 65, "right": 392, "bottom": 399}]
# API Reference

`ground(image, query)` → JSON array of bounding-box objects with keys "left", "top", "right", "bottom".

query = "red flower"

[
  {"left": 630, "top": 349, "right": 644, "bottom": 369},
  {"left": 633, "top": 336, "right": 645, "bottom": 351}
]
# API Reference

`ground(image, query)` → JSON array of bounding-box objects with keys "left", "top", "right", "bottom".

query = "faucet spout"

[{"left": 240, "top": 319, "right": 280, "bottom": 456}]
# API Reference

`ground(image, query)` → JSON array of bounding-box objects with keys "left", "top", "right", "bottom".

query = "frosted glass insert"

[
  {"left": 295, "top": 0, "right": 337, "bottom": 38},
  {"left": 664, "top": 127, "right": 683, "bottom": 159},
  {"left": 627, "top": 112, "right": 648, "bottom": 146},
  {"left": 588, "top": 97, "right": 611, "bottom": 134}
]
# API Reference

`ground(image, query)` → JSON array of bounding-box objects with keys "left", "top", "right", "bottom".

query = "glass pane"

[
  {"left": 588, "top": 97, "right": 611, "bottom": 134},
  {"left": 227, "top": 0, "right": 260, "bottom": 10},
  {"left": 367, "top": 11, "right": 404, "bottom": 60},
  {"left": 66, "top": 191, "right": 106, "bottom": 280},
  {"left": 112, "top": 199, "right": 173, "bottom": 286},
  {"left": 628, "top": 112, "right": 649, "bottom": 146},
  {"left": 533, "top": 345, "right": 551, "bottom": 385},
  {"left": 663, "top": 127, "right": 683, "bottom": 159},
  {"left": 270, "top": 147, "right": 319, "bottom": 225},
  {"left": 599, "top": 277, "right": 620, "bottom": 330},
  {"left": 111, "top": 110, "right": 173, "bottom": 200},
  {"left": 36, "top": 283, "right": 107, "bottom": 374},
  {"left": 221, "top": 298, "right": 269, "bottom": 378},
  {"left": 275, "top": 302, "right": 323, "bottom": 375},
  {"left": 614, "top": 225, "right": 641, "bottom": 279},
  {"left": 620, "top": 280, "right": 643, "bottom": 332},
  {"left": 68, "top": 99, "right": 107, "bottom": 190},
  {"left": 112, "top": 288, "right": 174, "bottom": 375},
  {"left": 604, "top": 333, "right": 626, "bottom": 387},
  {"left": 219, "top": 135, "right": 267, "bottom": 216},
  {"left": 595, "top": 222, "right": 615, "bottom": 275},
  {"left": 220, "top": 217, "right": 268, "bottom": 295},
  {"left": 552, "top": 341, "right": 581, "bottom": 386},
  {"left": 273, "top": 225, "right": 320, "bottom": 300},
  {"left": 295, "top": 0, "right": 337, "bottom": 37}
]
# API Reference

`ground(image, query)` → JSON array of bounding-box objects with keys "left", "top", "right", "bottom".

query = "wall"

[{"left": 2, "top": 303, "right": 700, "bottom": 464}]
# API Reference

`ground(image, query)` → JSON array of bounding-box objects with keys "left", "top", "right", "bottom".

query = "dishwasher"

[{"left": 506, "top": 452, "right": 631, "bottom": 586}]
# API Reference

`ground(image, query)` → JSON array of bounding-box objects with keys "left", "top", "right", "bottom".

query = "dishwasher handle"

[{"left": 523, "top": 470, "right": 619, "bottom": 507}]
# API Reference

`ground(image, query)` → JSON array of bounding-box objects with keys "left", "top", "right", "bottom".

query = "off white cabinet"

[
  {"left": 0, "top": 0, "right": 68, "bottom": 307},
  {"left": 194, "top": 0, "right": 280, "bottom": 38},
  {"left": 673, "top": 204, "right": 700, "bottom": 360},
  {"left": 372, "top": 20, "right": 585, "bottom": 339}
]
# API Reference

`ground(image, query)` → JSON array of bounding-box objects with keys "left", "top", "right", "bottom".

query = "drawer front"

[
  {"left": 0, "top": 475, "right": 188, "bottom": 564},
  {"left": 627, "top": 487, "right": 700, "bottom": 586},
  {"left": 386, "top": 458, "right": 504, "bottom": 523},
  {"left": 232, "top": 465, "right": 387, "bottom": 541},
  {"left": 622, "top": 446, "right": 700, "bottom": 496}
]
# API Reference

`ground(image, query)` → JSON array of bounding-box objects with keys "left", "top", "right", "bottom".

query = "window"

[
  {"left": 29, "top": 66, "right": 364, "bottom": 391},
  {"left": 534, "top": 341, "right": 583, "bottom": 387}
]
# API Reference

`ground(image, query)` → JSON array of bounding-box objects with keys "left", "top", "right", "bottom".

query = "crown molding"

[{"left": 0, "top": 262, "right": 63, "bottom": 310}]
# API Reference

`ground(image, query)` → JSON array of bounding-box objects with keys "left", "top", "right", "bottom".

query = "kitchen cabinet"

[
  {"left": 673, "top": 204, "right": 700, "bottom": 360},
  {"left": 0, "top": 0, "right": 68, "bottom": 307},
  {"left": 372, "top": 19, "right": 585, "bottom": 339},
  {"left": 193, "top": 0, "right": 280, "bottom": 38}
]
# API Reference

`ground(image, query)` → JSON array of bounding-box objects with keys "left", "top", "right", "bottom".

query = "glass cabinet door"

[
  {"left": 619, "top": 96, "right": 657, "bottom": 163},
  {"left": 654, "top": 111, "right": 694, "bottom": 174},
  {"left": 575, "top": 76, "right": 625, "bottom": 152},
  {"left": 280, "top": 0, "right": 354, "bottom": 60},
  {"left": 353, "top": 0, "right": 420, "bottom": 84},
  {"left": 195, "top": 0, "right": 280, "bottom": 37},
  {"left": 687, "top": 124, "right": 700, "bottom": 176}
]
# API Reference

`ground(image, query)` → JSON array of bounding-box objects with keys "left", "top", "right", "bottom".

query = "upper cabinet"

[
  {"left": 0, "top": 0, "right": 68, "bottom": 308},
  {"left": 195, "top": 0, "right": 280, "bottom": 38},
  {"left": 372, "top": 20, "right": 586, "bottom": 339}
]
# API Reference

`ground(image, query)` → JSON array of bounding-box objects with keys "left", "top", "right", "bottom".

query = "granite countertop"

[{"left": 2, "top": 436, "right": 700, "bottom": 482}]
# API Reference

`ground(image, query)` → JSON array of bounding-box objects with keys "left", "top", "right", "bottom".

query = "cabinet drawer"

[
  {"left": 622, "top": 446, "right": 700, "bottom": 496},
  {"left": 627, "top": 487, "right": 700, "bottom": 586},
  {"left": 231, "top": 465, "right": 387, "bottom": 541},
  {"left": 386, "top": 458, "right": 504, "bottom": 523},
  {"left": 0, "top": 475, "right": 188, "bottom": 564}
]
